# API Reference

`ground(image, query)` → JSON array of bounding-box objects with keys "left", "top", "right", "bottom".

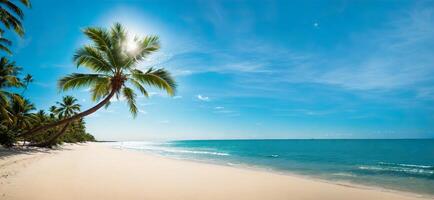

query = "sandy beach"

[{"left": 0, "top": 143, "right": 431, "bottom": 200}]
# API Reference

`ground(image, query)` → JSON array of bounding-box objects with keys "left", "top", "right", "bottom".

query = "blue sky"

[{"left": 7, "top": 0, "right": 434, "bottom": 140}]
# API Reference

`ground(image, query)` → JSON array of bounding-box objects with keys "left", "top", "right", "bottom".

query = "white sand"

[{"left": 0, "top": 143, "right": 431, "bottom": 200}]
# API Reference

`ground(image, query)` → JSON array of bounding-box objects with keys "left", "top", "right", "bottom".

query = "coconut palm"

[
  {"left": 48, "top": 105, "right": 57, "bottom": 119},
  {"left": 20, "top": 23, "right": 176, "bottom": 137},
  {"left": 0, "top": 57, "right": 21, "bottom": 88},
  {"left": 21, "top": 73, "right": 32, "bottom": 94},
  {"left": 35, "top": 96, "right": 81, "bottom": 147},
  {"left": 0, "top": 57, "right": 23, "bottom": 122},
  {"left": 6, "top": 95, "right": 35, "bottom": 133}
]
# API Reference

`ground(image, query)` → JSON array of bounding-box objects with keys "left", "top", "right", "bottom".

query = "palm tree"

[
  {"left": 0, "top": 95, "right": 34, "bottom": 147},
  {"left": 0, "top": 57, "right": 23, "bottom": 122},
  {"left": 6, "top": 95, "right": 35, "bottom": 133},
  {"left": 0, "top": 0, "right": 31, "bottom": 54},
  {"left": 35, "top": 96, "right": 81, "bottom": 147},
  {"left": 19, "top": 23, "right": 176, "bottom": 138},
  {"left": 21, "top": 73, "right": 32, "bottom": 94},
  {"left": 0, "top": 57, "right": 21, "bottom": 87},
  {"left": 48, "top": 105, "right": 57, "bottom": 119}
]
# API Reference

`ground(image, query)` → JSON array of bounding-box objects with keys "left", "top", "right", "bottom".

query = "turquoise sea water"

[{"left": 114, "top": 139, "right": 434, "bottom": 196}]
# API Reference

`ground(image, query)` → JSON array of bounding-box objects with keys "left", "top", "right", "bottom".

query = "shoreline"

[
  {"left": 114, "top": 144, "right": 433, "bottom": 199},
  {"left": 1, "top": 143, "right": 433, "bottom": 200}
]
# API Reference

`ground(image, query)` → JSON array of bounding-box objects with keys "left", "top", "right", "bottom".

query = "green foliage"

[
  {"left": 1, "top": 21, "right": 176, "bottom": 147},
  {"left": 0, "top": 0, "right": 96, "bottom": 147},
  {"left": 0, "top": 0, "right": 31, "bottom": 54},
  {"left": 0, "top": 58, "right": 96, "bottom": 147},
  {"left": 0, "top": 130, "right": 16, "bottom": 148},
  {"left": 59, "top": 23, "right": 177, "bottom": 118}
]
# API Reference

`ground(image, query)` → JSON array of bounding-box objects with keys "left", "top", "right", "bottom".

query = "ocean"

[{"left": 113, "top": 139, "right": 434, "bottom": 196}]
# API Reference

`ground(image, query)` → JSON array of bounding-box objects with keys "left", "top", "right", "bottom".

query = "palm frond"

[
  {"left": 129, "top": 79, "right": 148, "bottom": 97},
  {"left": 110, "top": 23, "right": 127, "bottom": 70},
  {"left": 73, "top": 46, "right": 113, "bottom": 73},
  {"left": 0, "top": 37, "right": 12, "bottom": 45},
  {"left": 0, "top": 1, "right": 24, "bottom": 19},
  {"left": 19, "top": 0, "right": 31, "bottom": 8},
  {"left": 90, "top": 77, "right": 111, "bottom": 101},
  {"left": 122, "top": 87, "right": 137, "bottom": 117},
  {"left": 131, "top": 68, "right": 176, "bottom": 96},
  {"left": 0, "top": 43, "right": 12, "bottom": 55},
  {"left": 134, "top": 36, "right": 160, "bottom": 60},
  {"left": 0, "top": 8, "right": 24, "bottom": 36},
  {"left": 82, "top": 27, "right": 118, "bottom": 69},
  {"left": 58, "top": 73, "right": 108, "bottom": 91}
]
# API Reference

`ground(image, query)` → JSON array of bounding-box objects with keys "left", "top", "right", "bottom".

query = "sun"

[{"left": 124, "top": 37, "right": 139, "bottom": 53}]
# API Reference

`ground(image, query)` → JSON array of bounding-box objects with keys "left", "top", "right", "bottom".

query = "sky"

[{"left": 6, "top": 0, "right": 434, "bottom": 140}]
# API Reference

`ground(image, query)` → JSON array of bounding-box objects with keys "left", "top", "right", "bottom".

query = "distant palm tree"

[
  {"left": 7, "top": 96, "right": 35, "bottom": 133},
  {"left": 0, "top": 0, "right": 31, "bottom": 54},
  {"left": 35, "top": 109, "right": 48, "bottom": 124},
  {"left": 21, "top": 73, "right": 32, "bottom": 94},
  {"left": 20, "top": 23, "right": 176, "bottom": 137},
  {"left": 48, "top": 105, "right": 57, "bottom": 119},
  {"left": 35, "top": 96, "right": 81, "bottom": 147}
]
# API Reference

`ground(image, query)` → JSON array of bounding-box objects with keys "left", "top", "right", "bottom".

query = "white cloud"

[
  {"left": 196, "top": 94, "right": 210, "bottom": 101},
  {"left": 173, "top": 95, "right": 183, "bottom": 99},
  {"left": 214, "top": 106, "right": 224, "bottom": 109}
]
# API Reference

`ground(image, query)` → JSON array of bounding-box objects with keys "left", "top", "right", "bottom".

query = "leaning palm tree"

[
  {"left": 19, "top": 23, "right": 176, "bottom": 138},
  {"left": 35, "top": 96, "right": 81, "bottom": 147}
]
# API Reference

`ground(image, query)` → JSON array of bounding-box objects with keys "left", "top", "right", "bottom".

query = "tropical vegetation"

[
  {"left": 19, "top": 23, "right": 176, "bottom": 138},
  {"left": 1, "top": 1, "right": 176, "bottom": 148},
  {"left": 0, "top": 0, "right": 93, "bottom": 147}
]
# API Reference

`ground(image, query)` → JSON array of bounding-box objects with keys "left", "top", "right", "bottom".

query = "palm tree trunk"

[
  {"left": 19, "top": 90, "right": 116, "bottom": 138},
  {"left": 33, "top": 122, "right": 70, "bottom": 147}
]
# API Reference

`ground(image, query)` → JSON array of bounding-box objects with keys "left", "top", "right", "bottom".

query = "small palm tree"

[
  {"left": 7, "top": 96, "right": 35, "bottom": 133},
  {"left": 35, "top": 96, "right": 81, "bottom": 147},
  {"left": 35, "top": 109, "right": 48, "bottom": 124},
  {"left": 21, "top": 73, "right": 32, "bottom": 94},
  {"left": 0, "top": 0, "right": 31, "bottom": 54},
  {"left": 48, "top": 105, "right": 57, "bottom": 119},
  {"left": 20, "top": 23, "right": 176, "bottom": 137}
]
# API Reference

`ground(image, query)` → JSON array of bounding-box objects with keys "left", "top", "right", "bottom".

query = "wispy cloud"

[
  {"left": 196, "top": 94, "right": 210, "bottom": 102},
  {"left": 313, "top": 7, "right": 434, "bottom": 91}
]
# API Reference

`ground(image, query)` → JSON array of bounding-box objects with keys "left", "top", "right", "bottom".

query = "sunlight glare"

[{"left": 125, "top": 37, "right": 139, "bottom": 54}]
